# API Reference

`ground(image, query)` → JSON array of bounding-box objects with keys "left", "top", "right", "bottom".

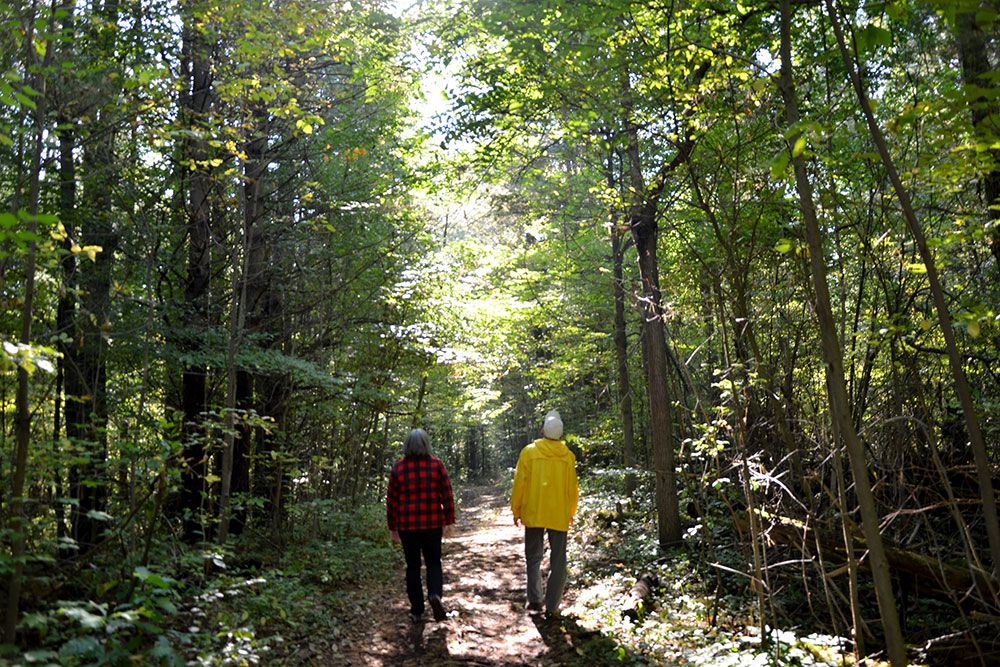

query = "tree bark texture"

[{"left": 632, "top": 205, "right": 681, "bottom": 546}]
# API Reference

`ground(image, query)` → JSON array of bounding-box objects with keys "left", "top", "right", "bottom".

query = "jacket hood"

[{"left": 533, "top": 437, "right": 574, "bottom": 461}]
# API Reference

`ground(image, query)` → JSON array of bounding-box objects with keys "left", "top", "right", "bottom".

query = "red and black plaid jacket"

[{"left": 386, "top": 455, "right": 455, "bottom": 532}]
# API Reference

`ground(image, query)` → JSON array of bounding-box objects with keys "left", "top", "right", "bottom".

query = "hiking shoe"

[
  {"left": 429, "top": 595, "right": 447, "bottom": 621},
  {"left": 526, "top": 601, "right": 543, "bottom": 615},
  {"left": 409, "top": 612, "right": 424, "bottom": 624}
]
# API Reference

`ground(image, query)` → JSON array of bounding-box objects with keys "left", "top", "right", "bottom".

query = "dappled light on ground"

[
  {"left": 330, "top": 482, "right": 860, "bottom": 666},
  {"left": 339, "top": 485, "right": 645, "bottom": 665}
]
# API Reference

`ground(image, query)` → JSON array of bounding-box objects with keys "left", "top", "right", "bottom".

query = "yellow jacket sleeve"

[
  {"left": 511, "top": 449, "right": 528, "bottom": 519},
  {"left": 568, "top": 455, "right": 579, "bottom": 518}
]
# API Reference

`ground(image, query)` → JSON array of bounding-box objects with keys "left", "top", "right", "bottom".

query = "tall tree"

[
  {"left": 178, "top": 0, "right": 213, "bottom": 542},
  {"left": 778, "top": 0, "right": 906, "bottom": 662},
  {"left": 4, "top": 0, "right": 54, "bottom": 643},
  {"left": 70, "top": 0, "right": 124, "bottom": 549}
]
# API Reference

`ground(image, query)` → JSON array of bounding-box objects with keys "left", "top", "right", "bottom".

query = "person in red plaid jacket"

[{"left": 387, "top": 428, "right": 456, "bottom": 622}]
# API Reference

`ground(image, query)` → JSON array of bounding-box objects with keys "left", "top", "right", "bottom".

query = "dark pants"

[{"left": 399, "top": 528, "right": 443, "bottom": 615}]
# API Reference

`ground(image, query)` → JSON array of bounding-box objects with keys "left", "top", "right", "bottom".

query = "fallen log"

[
  {"left": 622, "top": 573, "right": 659, "bottom": 621},
  {"left": 735, "top": 512, "right": 999, "bottom": 607}
]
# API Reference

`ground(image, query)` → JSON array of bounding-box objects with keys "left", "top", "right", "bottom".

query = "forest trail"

[{"left": 338, "top": 485, "right": 602, "bottom": 666}]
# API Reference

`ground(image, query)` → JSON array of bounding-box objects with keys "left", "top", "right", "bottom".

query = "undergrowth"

[
  {"left": 3, "top": 500, "right": 398, "bottom": 666},
  {"left": 564, "top": 468, "right": 856, "bottom": 667}
]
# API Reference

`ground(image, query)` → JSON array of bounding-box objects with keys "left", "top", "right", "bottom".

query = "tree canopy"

[{"left": 1, "top": 0, "right": 998, "bottom": 664}]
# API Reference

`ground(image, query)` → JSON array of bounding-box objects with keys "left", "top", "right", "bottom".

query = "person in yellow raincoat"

[{"left": 511, "top": 409, "right": 579, "bottom": 617}]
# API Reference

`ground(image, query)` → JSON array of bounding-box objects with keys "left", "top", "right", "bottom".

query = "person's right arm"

[
  {"left": 567, "top": 455, "right": 579, "bottom": 522},
  {"left": 511, "top": 449, "right": 528, "bottom": 526},
  {"left": 387, "top": 464, "right": 400, "bottom": 543},
  {"left": 438, "top": 460, "right": 456, "bottom": 535}
]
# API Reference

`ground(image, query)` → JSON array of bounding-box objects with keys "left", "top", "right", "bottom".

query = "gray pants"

[{"left": 524, "top": 527, "right": 568, "bottom": 612}]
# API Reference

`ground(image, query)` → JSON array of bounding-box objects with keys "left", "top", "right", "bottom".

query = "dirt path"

[{"left": 339, "top": 485, "right": 604, "bottom": 666}]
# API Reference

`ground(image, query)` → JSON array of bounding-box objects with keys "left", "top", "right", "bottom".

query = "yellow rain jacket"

[{"left": 511, "top": 438, "right": 579, "bottom": 532}]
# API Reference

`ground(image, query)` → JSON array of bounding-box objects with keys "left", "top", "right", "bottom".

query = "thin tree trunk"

[
  {"left": 4, "top": 1, "right": 53, "bottom": 642},
  {"left": 221, "top": 106, "right": 267, "bottom": 541},
  {"left": 825, "top": 0, "right": 1000, "bottom": 577},
  {"left": 54, "top": 73, "right": 77, "bottom": 544},
  {"left": 779, "top": 1, "right": 907, "bottom": 663},
  {"left": 412, "top": 373, "right": 428, "bottom": 428},
  {"left": 217, "top": 231, "right": 247, "bottom": 543},
  {"left": 608, "top": 147, "right": 637, "bottom": 496},
  {"left": 230, "top": 369, "right": 252, "bottom": 535}
]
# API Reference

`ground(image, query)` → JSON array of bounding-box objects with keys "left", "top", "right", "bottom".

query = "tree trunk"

[
  {"left": 4, "top": 2, "right": 52, "bottom": 643},
  {"left": 779, "top": 1, "right": 907, "bottom": 663},
  {"left": 218, "top": 232, "right": 246, "bottom": 543},
  {"left": 955, "top": 6, "right": 1000, "bottom": 270},
  {"left": 242, "top": 113, "right": 276, "bottom": 531},
  {"left": 72, "top": 129, "right": 118, "bottom": 548},
  {"left": 608, "top": 150, "right": 637, "bottom": 496},
  {"left": 179, "top": 7, "right": 213, "bottom": 542},
  {"left": 632, "top": 205, "right": 680, "bottom": 546},
  {"left": 229, "top": 369, "right": 252, "bottom": 536},
  {"left": 54, "top": 103, "right": 78, "bottom": 545},
  {"left": 258, "top": 372, "right": 290, "bottom": 536},
  {"left": 219, "top": 106, "right": 267, "bottom": 542},
  {"left": 63, "top": 0, "right": 121, "bottom": 552}
]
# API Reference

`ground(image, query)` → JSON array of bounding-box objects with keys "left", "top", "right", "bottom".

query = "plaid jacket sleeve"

[
  {"left": 386, "top": 463, "right": 400, "bottom": 531},
  {"left": 438, "top": 460, "right": 455, "bottom": 526}
]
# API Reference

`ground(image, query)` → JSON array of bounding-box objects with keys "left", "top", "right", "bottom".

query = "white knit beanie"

[{"left": 542, "top": 410, "right": 563, "bottom": 440}]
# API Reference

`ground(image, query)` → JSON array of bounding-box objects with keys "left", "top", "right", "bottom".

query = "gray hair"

[{"left": 403, "top": 428, "right": 431, "bottom": 458}]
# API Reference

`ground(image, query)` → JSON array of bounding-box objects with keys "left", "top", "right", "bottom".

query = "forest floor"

[
  {"left": 335, "top": 484, "right": 632, "bottom": 666},
  {"left": 188, "top": 480, "right": 857, "bottom": 666}
]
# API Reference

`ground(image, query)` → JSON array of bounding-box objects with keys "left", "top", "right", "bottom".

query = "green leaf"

[
  {"left": 906, "top": 262, "right": 927, "bottom": 274},
  {"left": 19, "top": 612, "right": 48, "bottom": 631},
  {"left": 792, "top": 136, "right": 806, "bottom": 157},
  {"left": 886, "top": 1, "right": 910, "bottom": 21},
  {"left": 148, "top": 636, "right": 183, "bottom": 666},
  {"left": 134, "top": 566, "right": 176, "bottom": 590},
  {"left": 59, "top": 636, "right": 103, "bottom": 661},
  {"left": 769, "top": 152, "right": 790, "bottom": 180},
  {"left": 976, "top": 8, "right": 998, "bottom": 28},
  {"left": 155, "top": 597, "right": 178, "bottom": 614},
  {"left": 856, "top": 25, "right": 891, "bottom": 54},
  {"left": 62, "top": 606, "right": 105, "bottom": 629}
]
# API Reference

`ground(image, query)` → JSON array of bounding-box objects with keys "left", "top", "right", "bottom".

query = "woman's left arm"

[{"left": 439, "top": 461, "right": 456, "bottom": 529}]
